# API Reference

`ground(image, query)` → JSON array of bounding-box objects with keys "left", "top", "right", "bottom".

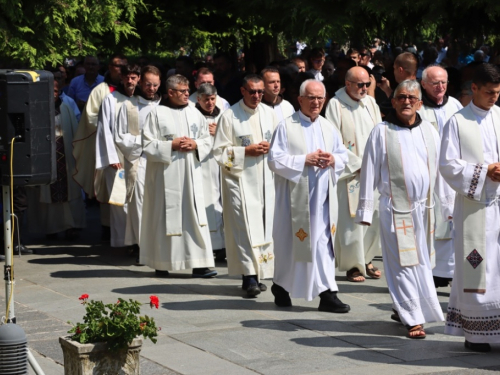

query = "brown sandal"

[
  {"left": 407, "top": 324, "right": 426, "bottom": 339},
  {"left": 365, "top": 262, "right": 382, "bottom": 279},
  {"left": 346, "top": 268, "right": 365, "bottom": 282}
]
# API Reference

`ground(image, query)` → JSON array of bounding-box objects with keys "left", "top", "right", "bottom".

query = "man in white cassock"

[
  {"left": 418, "top": 65, "right": 462, "bottom": 287},
  {"left": 115, "top": 66, "right": 161, "bottom": 263},
  {"left": 194, "top": 83, "right": 226, "bottom": 260},
  {"left": 141, "top": 74, "right": 217, "bottom": 278},
  {"left": 268, "top": 79, "right": 350, "bottom": 313},
  {"left": 356, "top": 80, "right": 447, "bottom": 339},
  {"left": 73, "top": 54, "right": 127, "bottom": 241},
  {"left": 440, "top": 64, "right": 500, "bottom": 353},
  {"left": 260, "top": 66, "right": 295, "bottom": 124},
  {"left": 188, "top": 67, "right": 230, "bottom": 111},
  {"left": 95, "top": 64, "right": 141, "bottom": 248},
  {"left": 213, "top": 74, "right": 277, "bottom": 297},
  {"left": 325, "top": 66, "right": 382, "bottom": 282}
]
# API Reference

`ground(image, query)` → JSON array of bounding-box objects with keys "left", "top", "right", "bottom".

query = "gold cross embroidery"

[
  {"left": 295, "top": 228, "right": 308, "bottom": 242},
  {"left": 396, "top": 220, "right": 413, "bottom": 235},
  {"left": 331, "top": 224, "right": 336, "bottom": 235}
]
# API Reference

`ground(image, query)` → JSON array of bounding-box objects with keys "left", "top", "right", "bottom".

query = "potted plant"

[{"left": 59, "top": 294, "right": 160, "bottom": 375}]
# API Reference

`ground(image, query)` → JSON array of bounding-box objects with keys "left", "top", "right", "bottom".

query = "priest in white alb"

[
  {"left": 325, "top": 66, "right": 382, "bottom": 282},
  {"left": 188, "top": 67, "right": 230, "bottom": 111},
  {"left": 95, "top": 64, "right": 141, "bottom": 248},
  {"left": 268, "top": 79, "right": 350, "bottom": 313},
  {"left": 213, "top": 74, "right": 277, "bottom": 297},
  {"left": 194, "top": 83, "right": 226, "bottom": 259},
  {"left": 418, "top": 65, "right": 462, "bottom": 287},
  {"left": 140, "top": 74, "right": 217, "bottom": 278},
  {"left": 356, "top": 80, "right": 447, "bottom": 339},
  {"left": 115, "top": 66, "right": 161, "bottom": 262},
  {"left": 440, "top": 64, "right": 500, "bottom": 352}
]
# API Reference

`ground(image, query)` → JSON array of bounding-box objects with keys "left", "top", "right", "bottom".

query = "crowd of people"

[{"left": 15, "top": 36, "right": 500, "bottom": 353}]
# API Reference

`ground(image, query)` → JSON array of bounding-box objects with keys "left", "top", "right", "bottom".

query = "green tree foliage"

[
  {"left": 0, "top": 0, "right": 144, "bottom": 68},
  {"left": 2, "top": 0, "right": 500, "bottom": 68}
]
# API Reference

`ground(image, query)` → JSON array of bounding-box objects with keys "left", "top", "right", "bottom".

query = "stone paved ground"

[{"left": 0, "top": 205, "right": 498, "bottom": 375}]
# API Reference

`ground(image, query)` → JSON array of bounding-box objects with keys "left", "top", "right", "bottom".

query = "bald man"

[
  {"left": 325, "top": 66, "right": 382, "bottom": 282},
  {"left": 418, "top": 65, "right": 462, "bottom": 288},
  {"left": 379, "top": 52, "right": 419, "bottom": 116}
]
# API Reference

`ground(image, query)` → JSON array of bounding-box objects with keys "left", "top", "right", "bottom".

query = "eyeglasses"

[
  {"left": 302, "top": 96, "right": 325, "bottom": 102},
  {"left": 312, "top": 59, "right": 325, "bottom": 64},
  {"left": 395, "top": 94, "right": 420, "bottom": 104},
  {"left": 348, "top": 80, "right": 371, "bottom": 88},
  {"left": 111, "top": 63, "right": 127, "bottom": 68},
  {"left": 427, "top": 80, "right": 448, "bottom": 87},
  {"left": 171, "top": 88, "right": 190, "bottom": 94},
  {"left": 243, "top": 87, "right": 264, "bottom": 95}
]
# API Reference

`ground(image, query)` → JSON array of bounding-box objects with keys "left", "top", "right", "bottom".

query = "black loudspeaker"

[{"left": 0, "top": 70, "right": 56, "bottom": 186}]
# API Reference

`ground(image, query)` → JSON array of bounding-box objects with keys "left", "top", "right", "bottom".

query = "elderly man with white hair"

[
  {"left": 268, "top": 79, "right": 350, "bottom": 313},
  {"left": 356, "top": 80, "right": 450, "bottom": 339},
  {"left": 419, "top": 65, "right": 463, "bottom": 288}
]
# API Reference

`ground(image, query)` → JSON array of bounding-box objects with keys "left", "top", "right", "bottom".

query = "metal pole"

[
  {"left": 28, "top": 349, "right": 46, "bottom": 375},
  {"left": 3, "top": 185, "right": 15, "bottom": 323}
]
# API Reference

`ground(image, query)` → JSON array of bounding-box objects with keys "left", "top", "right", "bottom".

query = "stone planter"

[{"left": 59, "top": 336, "right": 143, "bottom": 375}]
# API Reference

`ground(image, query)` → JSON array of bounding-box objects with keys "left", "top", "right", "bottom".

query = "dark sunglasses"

[
  {"left": 348, "top": 80, "right": 371, "bottom": 88},
  {"left": 244, "top": 87, "right": 264, "bottom": 95}
]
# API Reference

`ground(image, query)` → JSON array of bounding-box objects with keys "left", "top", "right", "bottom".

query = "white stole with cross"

[
  {"left": 155, "top": 105, "right": 208, "bottom": 236},
  {"left": 454, "top": 105, "right": 500, "bottom": 293},
  {"left": 284, "top": 112, "right": 338, "bottom": 262},
  {"left": 230, "top": 103, "right": 275, "bottom": 247},
  {"left": 386, "top": 122, "right": 437, "bottom": 267}
]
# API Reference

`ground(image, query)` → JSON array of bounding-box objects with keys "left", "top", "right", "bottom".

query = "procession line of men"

[{"left": 65, "top": 58, "right": 500, "bottom": 350}]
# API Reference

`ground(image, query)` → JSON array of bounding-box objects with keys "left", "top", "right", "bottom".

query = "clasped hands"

[
  {"left": 487, "top": 162, "right": 500, "bottom": 182},
  {"left": 245, "top": 141, "right": 270, "bottom": 156},
  {"left": 305, "top": 149, "right": 334, "bottom": 169},
  {"left": 172, "top": 136, "right": 197, "bottom": 152}
]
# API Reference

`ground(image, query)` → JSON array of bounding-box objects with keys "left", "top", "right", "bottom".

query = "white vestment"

[
  {"left": 213, "top": 100, "right": 277, "bottom": 279},
  {"left": 115, "top": 95, "right": 160, "bottom": 246},
  {"left": 196, "top": 107, "right": 225, "bottom": 250},
  {"left": 189, "top": 93, "right": 230, "bottom": 111},
  {"left": 262, "top": 98, "right": 295, "bottom": 124},
  {"left": 325, "top": 88, "right": 382, "bottom": 276},
  {"left": 95, "top": 91, "right": 130, "bottom": 247},
  {"left": 356, "top": 118, "right": 446, "bottom": 326},
  {"left": 269, "top": 111, "right": 348, "bottom": 301},
  {"left": 418, "top": 96, "right": 462, "bottom": 278},
  {"left": 440, "top": 101, "right": 500, "bottom": 343},
  {"left": 140, "top": 104, "right": 215, "bottom": 270},
  {"left": 28, "top": 102, "right": 86, "bottom": 234}
]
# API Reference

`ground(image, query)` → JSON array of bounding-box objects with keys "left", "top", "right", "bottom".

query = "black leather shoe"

[
  {"left": 246, "top": 284, "right": 261, "bottom": 297},
  {"left": 155, "top": 270, "right": 170, "bottom": 277},
  {"left": 15, "top": 244, "right": 33, "bottom": 255},
  {"left": 192, "top": 268, "right": 218, "bottom": 278},
  {"left": 318, "top": 290, "right": 350, "bottom": 313},
  {"left": 271, "top": 283, "right": 292, "bottom": 307},
  {"left": 465, "top": 340, "right": 491, "bottom": 352},
  {"left": 214, "top": 248, "right": 226, "bottom": 261}
]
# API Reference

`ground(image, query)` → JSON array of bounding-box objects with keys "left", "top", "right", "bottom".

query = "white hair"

[
  {"left": 421, "top": 64, "right": 446, "bottom": 82},
  {"left": 394, "top": 80, "right": 422, "bottom": 99},
  {"left": 299, "top": 79, "right": 326, "bottom": 97}
]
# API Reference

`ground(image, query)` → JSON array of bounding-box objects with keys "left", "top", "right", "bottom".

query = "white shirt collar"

[{"left": 470, "top": 100, "right": 491, "bottom": 119}]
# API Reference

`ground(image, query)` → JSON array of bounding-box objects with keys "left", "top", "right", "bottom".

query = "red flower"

[
  {"left": 79, "top": 294, "right": 89, "bottom": 301},
  {"left": 149, "top": 295, "right": 159, "bottom": 309},
  {"left": 76, "top": 327, "right": 81, "bottom": 334}
]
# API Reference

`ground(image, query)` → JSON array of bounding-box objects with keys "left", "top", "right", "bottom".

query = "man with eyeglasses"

[
  {"left": 268, "top": 79, "right": 350, "bottom": 313},
  {"left": 95, "top": 64, "right": 141, "bottom": 250},
  {"left": 356, "top": 80, "right": 448, "bottom": 339},
  {"left": 359, "top": 47, "right": 374, "bottom": 69},
  {"left": 325, "top": 66, "right": 383, "bottom": 283},
  {"left": 260, "top": 66, "right": 295, "bottom": 123},
  {"left": 440, "top": 63, "right": 500, "bottom": 352},
  {"left": 140, "top": 74, "right": 218, "bottom": 279},
  {"left": 213, "top": 74, "right": 277, "bottom": 297},
  {"left": 188, "top": 67, "right": 230, "bottom": 111},
  {"left": 72, "top": 53, "right": 127, "bottom": 243},
  {"left": 419, "top": 65, "right": 463, "bottom": 289},
  {"left": 114, "top": 65, "right": 161, "bottom": 265}
]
